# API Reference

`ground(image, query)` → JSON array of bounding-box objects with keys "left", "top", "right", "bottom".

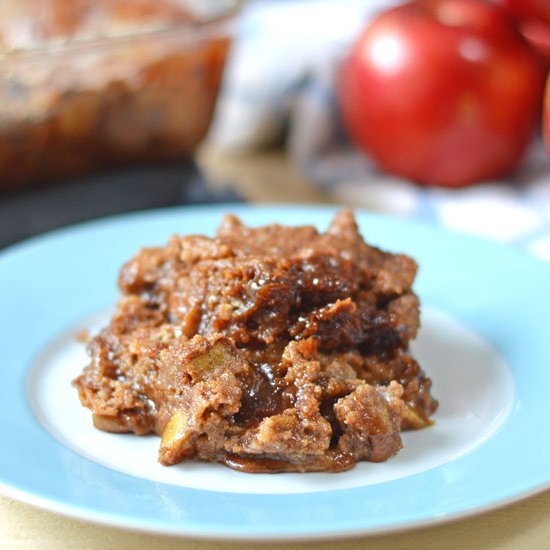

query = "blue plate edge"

[{"left": 2, "top": 204, "right": 550, "bottom": 539}]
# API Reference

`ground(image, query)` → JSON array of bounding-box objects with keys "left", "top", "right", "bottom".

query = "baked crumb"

[
  {"left": 73, "top": 210, "right": 437, "bottom": 472},
  {"left": 74, "top": 329, "right": 90, "bottom": 344}
]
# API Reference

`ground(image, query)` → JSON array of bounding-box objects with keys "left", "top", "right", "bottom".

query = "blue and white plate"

[{"left": 1, "top": 205, "right": 549, "bottom": 540}]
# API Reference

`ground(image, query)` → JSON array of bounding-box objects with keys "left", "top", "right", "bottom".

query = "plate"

[{"left": 1, "top": 204, "right": 549, "bottom": 540}]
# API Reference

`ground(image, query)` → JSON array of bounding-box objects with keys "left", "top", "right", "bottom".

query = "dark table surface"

[{"left": 0, "top": 162, "right": 243, "bottom": 250}]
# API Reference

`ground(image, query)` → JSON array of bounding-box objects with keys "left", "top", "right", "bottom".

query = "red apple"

[
  {"left": 493, "top": 0, "right": 550, "bottom": 26},
  {"left": 338, "top": 0, "right": 545, "bottom": 187},
  {"left": 544, "top": 73, "right": 550, "bottom": 156},
  {"left": 494, "top": 0, "right": 550, "bottom": 62}
]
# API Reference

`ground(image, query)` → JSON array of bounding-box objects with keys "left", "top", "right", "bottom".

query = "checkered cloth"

[{"left": 209, "top": 0, "right": 550, "bottom": 262}]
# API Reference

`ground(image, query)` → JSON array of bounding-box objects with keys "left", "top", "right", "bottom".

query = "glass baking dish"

[{"left": 0, "top": 0, "right": 239, "bottom": 191}]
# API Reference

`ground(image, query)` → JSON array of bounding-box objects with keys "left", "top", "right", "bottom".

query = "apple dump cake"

[{"left": 74, "top": 210, "right": 437, "bottom": 472}]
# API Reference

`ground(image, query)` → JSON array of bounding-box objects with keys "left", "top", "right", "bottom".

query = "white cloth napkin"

[{"left": 209, "top": 0, "right": 550, "bottom": 262}]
